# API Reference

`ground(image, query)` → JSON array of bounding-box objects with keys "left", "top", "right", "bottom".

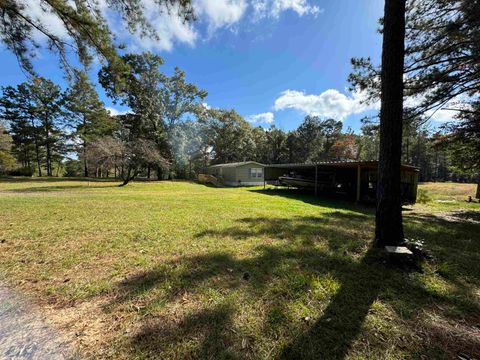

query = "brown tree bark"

[
  {"left": 375, "top": 0, "right": 406, "bottom": 247},
  {"left": 476, "top": 180, "right": 480, "bottom": 200}
]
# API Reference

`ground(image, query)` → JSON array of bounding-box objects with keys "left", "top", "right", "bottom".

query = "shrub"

[
  {"left": 417, "top": 189, "right": 432, "bottom": 204},
  {"left": 8, "top": 167, "right": 34, "bottom": 177}
]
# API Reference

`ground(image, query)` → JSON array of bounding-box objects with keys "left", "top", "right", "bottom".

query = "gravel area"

[{"left": 0, "top": 281, "right": 76, "bottom": 359}]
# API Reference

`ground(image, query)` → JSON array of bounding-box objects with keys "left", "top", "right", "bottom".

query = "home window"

[{"left": 250, "top": 168, "right": 263, "bottom": 178}]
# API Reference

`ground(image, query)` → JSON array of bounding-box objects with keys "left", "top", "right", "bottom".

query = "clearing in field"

[{"left": 0, "top": 178, "right": 479, "bottom": 359}]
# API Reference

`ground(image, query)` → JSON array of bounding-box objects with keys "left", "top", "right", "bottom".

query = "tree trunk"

[
  {"left": 147, "top": 165, "right": 151, "bottom": 179},
  {"left": 375, "top": 0, "right": 406, "bottom": 247},
  {"left": 119, "top": 167, "right": 137, "bottom": 186},
  {"left": 476, "top": 179, "right": 480, "bottom": 200},
  {"left": 83, "top": 141, "right": 88, "bottom": 177},
  {"left": 46, "top": 141, "right": 52, "bottom": 176},
  {"left": 156, "top": 165, "right": 162, "bottom": 180},
  {"left": 30, "top": 119, "right": 42, "bottom": 177}
]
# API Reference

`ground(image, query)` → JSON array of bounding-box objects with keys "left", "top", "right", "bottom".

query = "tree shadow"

[
  {"left": 249, "top": 188, "right": 373, "bottom": 212},
  {"left": 5, "top": 185, "right": 119, "bottom": 193},
  {"left": 103, "top": 210, "right": 480, "bottom": 359},
  {"left": 0, "top": 177, "right": 115, "bottom": 184}
]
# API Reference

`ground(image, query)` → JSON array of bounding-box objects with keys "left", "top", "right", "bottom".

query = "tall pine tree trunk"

[
  {"left": 476, "top": 179, "right": 480, "bottom": 200},
  {"left": 44, "top": 119, "right": 52, "bottom": 177},
  {"left": 83, "top": 116, "right": 89, "bottom": 177},
  {"left": 46, "top": 141, "right": 52, "bottom": 176},
  {"left": 30, "top": 119, "right": 42, "bottom": 177},
  {"left": 375, "top": 0, "right": 406, "bottom": 247}
]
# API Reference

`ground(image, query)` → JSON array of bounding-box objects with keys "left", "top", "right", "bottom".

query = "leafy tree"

[
  {"left": 248, "top": 127, "right": 269, "bottom": 163},
  {"left": 28, "top": 78, "right": 67, "bottom": 176},
  {"left": 357, "top": 118, "right": 380, "bottom": 161},
  {"left": 100, "top": 53, "right": 206, "bottom": 180},
  {"left": 285, "top": 116, "right": 342, "bottom": 163},
  {"left": 0, "top": 0, "right": 193, "bottom": 76},
  {"left": 169, "top": 120, "right": 205, "bottom": 178},
  {"left": 329, "top": 134, "right": 359, "bottom": 161},
  {"left": 200, "top": 108, "right": 252, "bottom": 164},
  {"left": 87, "top": 136, "right": 125, "bottom": 179},
  {"left": 1, "top": 78, "right": 67, "bottom": 176},
  {"left": 265, "top": 126, "right": 288, "bottom": 164},
  {"left": 0, "top": 84, "right": 38, "bottom": 170},
  {"left": 0, "top": 123, "right": 16, "bottom": 174},
  {"left": 375, "top": 0, "right": 407, "bottom": 247},
  {"left": 446, "top": 102, "right": 480, "bottom": 198},
  {"left": 100, "top": 53, "right": 170, "bottom": 180},
  {"left": 161, "top": 67, "right": 207, "bottom": 131},
  {"left": 65, "top": 70, "right": 115, "bottom": 177}
]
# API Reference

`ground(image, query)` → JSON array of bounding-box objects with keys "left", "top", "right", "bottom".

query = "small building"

[
  {"left": 265, "top": 161, "right": 419, "bottom": 204},
  {"left": 208, "top": 161, "right": 265, "bottom": 187}
]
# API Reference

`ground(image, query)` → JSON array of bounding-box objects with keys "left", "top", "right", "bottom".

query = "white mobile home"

[{"left": 208, "top": 161, "right": 265, "bottom": 187}]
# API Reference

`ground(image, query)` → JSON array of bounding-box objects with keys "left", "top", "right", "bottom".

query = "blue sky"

[{"left": 0, "top": 0, "right": 394, "bottom": 132}]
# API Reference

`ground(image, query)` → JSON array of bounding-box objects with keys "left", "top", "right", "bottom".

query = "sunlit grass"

[{"left": 0, "top": 178, "right": 479, "bottom": 359}]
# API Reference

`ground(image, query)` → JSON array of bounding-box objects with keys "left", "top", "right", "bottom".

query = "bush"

[
  {"left": 64, "top": 159, "right": 83, "bottom": 177},
  {"left": 8, "top": 167, "right": 34, "bottom": 177},
  {"left": 417, "top": 189, "right": 432, "bottom": 204}
]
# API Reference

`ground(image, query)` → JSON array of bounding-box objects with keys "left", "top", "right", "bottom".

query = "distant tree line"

[{"left": 0, "top": 55, "right": 475, "bottom": 185}]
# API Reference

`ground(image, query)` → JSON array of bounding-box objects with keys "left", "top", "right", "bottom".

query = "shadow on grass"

[
  {"left": 101, "top": 202, "right": 480, "bottom": 359},
  {"left": 249, "top": 187, "right": 370, "bottom": 212},
  {"left": 5, "top": 184, "right": 119, "bottom": 193},
  {"left": 0, "top": 176, "right": 117, "bottom": 183}
]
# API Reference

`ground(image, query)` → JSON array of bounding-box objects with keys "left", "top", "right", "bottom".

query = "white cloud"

[
  {"left": 20, "top": 0, "right": 321, "bottom": 53},
  {"left": 20, "top": 0, "right": 69, "bottom": 42},
  {"left": 404, "top": 96, "right": 464, "bottom": 122},
  {"left": 114, "top": 0, "right": 198, "bottom": 52},
  {"left": 274, "top": 89, "right": 378, "bottom": 120},
  {"left": 428, "top": 108, "right": 459, "bottom": 122},
  {"left": 194, "top": 0, "right": 248, "bottom": 31},
  {"left": 247, "top": 112, "right": 274, "bottom": 125},
  {"left": 106, "top": 107, "right": 129, "bottom": 116},
  {"left": 252, "top": 0, "right": 322, "bottom": 19}
]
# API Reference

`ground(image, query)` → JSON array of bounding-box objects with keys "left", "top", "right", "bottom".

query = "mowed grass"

[{"left": 0, "top": 178, "right": 479, "bottom": 359}]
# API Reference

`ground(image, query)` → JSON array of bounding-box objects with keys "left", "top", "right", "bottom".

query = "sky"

[{"left": 0, "top": 0, "right": 452, "bottom": 132}]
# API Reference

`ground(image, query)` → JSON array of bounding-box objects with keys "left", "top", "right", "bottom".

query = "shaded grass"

[{"left": 0, "top": 179, "right": 479, "bottom": 359}]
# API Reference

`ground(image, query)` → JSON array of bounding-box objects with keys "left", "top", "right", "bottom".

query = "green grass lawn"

[{"left": 1, "top": 178, "right": 479, "bottom": 359}]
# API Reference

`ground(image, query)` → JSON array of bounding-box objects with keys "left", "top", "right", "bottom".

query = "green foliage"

[
  {"left": 416, "top": 189, "right": 432, "bottom": 204},
  {"left": 0, "top": 78, "right": 67, "bottom": 177},
  {"left": 64, "top": 159, "right": 83, "bottom": 177},
  {"left": 65, "top": 70, "right": 115, "bottom": 177},
  {"left": 200, "top": 108, "right": 253, "bottom": 164},
  {"left": 350, "top": 0, "right": 480, "bottom": 117},
  {"left": 7, "top": 166, "right": 34, "bottom": 177},
  {"left": 0, "top": 123, "right": 16, "bottom": 173},
  {"left": 0, "top": 0, "right": 193, "bottom": 77}
]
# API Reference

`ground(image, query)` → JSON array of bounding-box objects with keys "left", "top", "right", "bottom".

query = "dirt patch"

[{"left": 0, "top": 281, "right": 77, "bottom": 359}]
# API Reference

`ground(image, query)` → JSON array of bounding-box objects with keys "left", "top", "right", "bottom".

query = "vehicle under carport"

[{"left": 264, "top": 161, "right": 419, "bottom": 204}]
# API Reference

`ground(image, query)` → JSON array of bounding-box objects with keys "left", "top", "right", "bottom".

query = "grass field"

[{"left": 1, "top": 178, "right": 479, "bottom": 359}]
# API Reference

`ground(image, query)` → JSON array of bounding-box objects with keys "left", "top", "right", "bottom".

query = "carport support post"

[
  {"left": 315, "top": 165, "right": 318, "bottom": 196},
  {"left": 356, "top": 165, "right": 361, "bottom": 202}
]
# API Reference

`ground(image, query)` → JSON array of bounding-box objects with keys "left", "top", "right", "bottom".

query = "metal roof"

[
  {"left": 266, "top": 160, "right": 419, "bottom": 172},
  {"left": 209, "top": 161, "right": 266, "bottom": 168},
  {"left": 209, "top": 160, "right": 419, "bottom": 172}
]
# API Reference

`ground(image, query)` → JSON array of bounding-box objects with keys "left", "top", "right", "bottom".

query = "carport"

[{"left": 264, "top": 161, "right": 419, "bottom": 204}]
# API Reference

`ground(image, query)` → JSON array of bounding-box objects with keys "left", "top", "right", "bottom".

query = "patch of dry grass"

[{"left": 419, "top": 182, "right": 477, "bottom": 201}]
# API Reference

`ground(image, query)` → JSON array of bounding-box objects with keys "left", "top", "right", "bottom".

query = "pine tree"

[
  {"left": 375, "top": 0, "right": 407, "bottom": 247},
  {"left": 0, "top": 0, "right": 193, "bottom": 77},
  {"left": 66, "top": 70, "right": 115, "bottom": 177}
]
